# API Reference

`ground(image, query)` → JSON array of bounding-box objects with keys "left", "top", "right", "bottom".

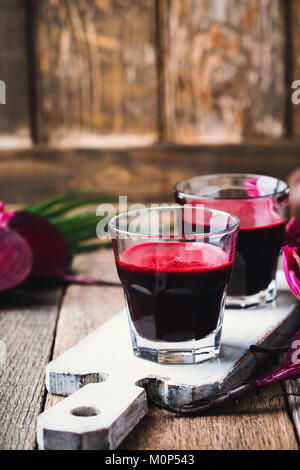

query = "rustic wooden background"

[{"left": 0, "top": 0, "right": 300, "bottom": 203}]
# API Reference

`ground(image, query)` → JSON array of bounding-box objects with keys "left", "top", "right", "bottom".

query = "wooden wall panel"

[
  {"left": 34, "top": 0, "right": 158, "bottom": 147},
  {"left": 291, "top": 0, "right": 300, "bottom": 135},
  {"left": 0, "top": 141, "right": 299, "bottom": 203},
  {"left": 0, "top": 0, "right": 31, "bottom": 147},
  {"left": 161, "top": 0, "right": 286, "bottom": 144}
]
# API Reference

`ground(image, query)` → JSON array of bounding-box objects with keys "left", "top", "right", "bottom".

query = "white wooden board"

[{"left": 37, "top": 272, "right": 300, "bottom": 450}]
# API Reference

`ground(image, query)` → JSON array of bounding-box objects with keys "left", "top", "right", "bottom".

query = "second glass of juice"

[
  {"left": 174, "top": 174, "right": 289, "bottom": 308},
  {"left": 109, "top": 206, "right": 239, "bottom": 364}
]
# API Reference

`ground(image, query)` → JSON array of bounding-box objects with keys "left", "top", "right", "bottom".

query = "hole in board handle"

[{"left": 70, "top": 406, "right": 100, "bottom": 417}]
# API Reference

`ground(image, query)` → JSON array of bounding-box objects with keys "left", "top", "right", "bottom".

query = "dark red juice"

[
  {"left": 179, "top": 201, "right": 286, "bottom": 298},
  {"left": 116, "top": 243, "right": 233, "bottom": 342},
  {"left": 228, "top": 219, "right": 286, "bottom": 296}
]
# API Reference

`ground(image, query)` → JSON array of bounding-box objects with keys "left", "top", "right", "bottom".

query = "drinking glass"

[
  {"left": 109, "top": 206, "right": 239, "bottom": 364},
  {"left": 174, "top": 174, "right": 289, "bottom": 308}
]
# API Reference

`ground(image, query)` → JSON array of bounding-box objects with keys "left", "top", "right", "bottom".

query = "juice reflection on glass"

[{"left": 174, "top": 174, "right": 289, "bottom": 308}]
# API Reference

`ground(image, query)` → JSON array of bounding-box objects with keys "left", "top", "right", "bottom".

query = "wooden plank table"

[{"left": 1, "top": 249, "right": 300, "bottom": 450}]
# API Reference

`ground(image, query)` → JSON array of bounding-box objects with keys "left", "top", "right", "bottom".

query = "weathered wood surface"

[
  {"left": 44, "top": 250, "right": 299, "bottom": 450},
  {"left": 121, "top": 376, "right": 298, "bottom": 450},
  {"left": 161, "top": 0, "right": 286, "bottom": 143},
  {"left": 285, "top": 379, "right": 300, "bottom": 444},
  {"left": 0, "top": 287, "right": 62, "bottom": 450},
  {"left": 0, "top": 0, "right": 295, "bottom": 147},
  {"left": 45, "top": 293, "right": 300, "bottom": 402},
  {"left": 39, "top": 286, "right": 300, "bottom": 450},
  {"left": 0, "top": 249, "right": 298, "bottom": 450},
  {"left": 291, "top": 0, "right": 300, "bottom": 136},
  {"left": 45, "top": 250, "right": 124, "bottom": 412},
  {"left": 0, "top": 140, "right": 299, "bottom": 203},
  {"left": 0, "top": 0, "right": 31, "bottom": 147},
  {"left": 34, "top": 0, "right": 158, "bottom": 146}
]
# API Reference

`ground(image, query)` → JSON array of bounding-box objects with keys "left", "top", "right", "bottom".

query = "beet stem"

[
  {"left": 153, "top": 382, "right": 255, "bottom": 416},
  {"left": 250, "top": 344, "right": 289, "bottom": 353},
  {"left": 59, "top": 272, "right": 121, "bottom": 287}
]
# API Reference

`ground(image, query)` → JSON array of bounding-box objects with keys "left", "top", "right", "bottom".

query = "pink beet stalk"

[
  {"left": 0, "top": 208, "right": 16, "bottom": 229},
  {"left": 59, "top": 271, "right": 120, "bottom": 287},
  {"left": 282, "top": 245, "right": 300, "bottom": 299}
]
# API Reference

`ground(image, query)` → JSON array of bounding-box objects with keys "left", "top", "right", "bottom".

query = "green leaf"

[
  {"left": 64, "top": 230, "right": 101, "bottom": 245},
  {"left": 54, "top": 217, "right": 107, "bottom": 238},
  {"left": 49, "top": 212, "right": 102, "bottom": 227},
  {"left": 24, "top": 191, "right": 90, "bottom": 215},
  {"left": 24, "top": 190, "right": 116, "bottom": 254},
  {"left": 42, "top": 195, "right": 117, "bottom": 219}
]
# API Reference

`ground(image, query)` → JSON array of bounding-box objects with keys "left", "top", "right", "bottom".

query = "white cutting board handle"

[{"left": 37, "top": 377, "right": 147, "bottom": 450}]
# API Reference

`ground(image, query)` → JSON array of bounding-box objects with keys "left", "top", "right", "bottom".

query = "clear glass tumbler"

[
  {"left": 109, "top": 206, "right": 239, "bottom": 364},
  {"left": 174, "top": 174, "right": 289, "bottom": 308}
]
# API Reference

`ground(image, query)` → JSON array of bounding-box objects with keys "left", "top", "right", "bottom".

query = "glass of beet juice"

[
  {"left": 174, "top": 174, "right": 289, "bottom": 308},
  {"left": 109, "top": 206, "right": 239, "bottom": 364}
]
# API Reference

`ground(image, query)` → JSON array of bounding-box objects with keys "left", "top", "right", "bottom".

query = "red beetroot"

[
  {"left": 9, "top": 211, "right": 70, "bottom": 279},
  {"left": 4, "top": 208, "right": 118, "bottom": 287},
  {"left": 0, "top": 208, "right": 32, "bottom": 292}
]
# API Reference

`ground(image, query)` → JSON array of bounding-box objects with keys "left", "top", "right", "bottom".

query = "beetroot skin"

[
  {"left": 0, "top": 211, "right": 32, "bottom": 292},
  {"left": 9, "top": 211, "right": 70, "bottom": 279}
]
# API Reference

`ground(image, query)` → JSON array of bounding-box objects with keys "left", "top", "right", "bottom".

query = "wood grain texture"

[
  {"left": 0, "top": 0, "right": 31, "bottom": 147},
  {"left": 0, "top": 287, "right": 62, "bottom": 450},
  {"left": 291, "top": 0, "right": 300, "bottom": 136},
  {"left": 161, "top": 0, "right": 286, "bottom": 143},
  {"left": 0, "top": 141, "right": 299, "bottom": 203},
  {"left": 285, "top": 379, "right": 300, "bottom": 444},
  {"left": 34, "top": 0, "right": 158, "bottom": 146},
  {"left": 120, "top": 380, "right": 298, "bottom": 450},
  {"left": 45, "top": 294, "right": 300, "bottom": 404},
  {"left": 44, "top": 250, "right": 299, "bottom": 450},
  {"left": 45, "top": 250, "right": 124, "bottom": 411}
]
